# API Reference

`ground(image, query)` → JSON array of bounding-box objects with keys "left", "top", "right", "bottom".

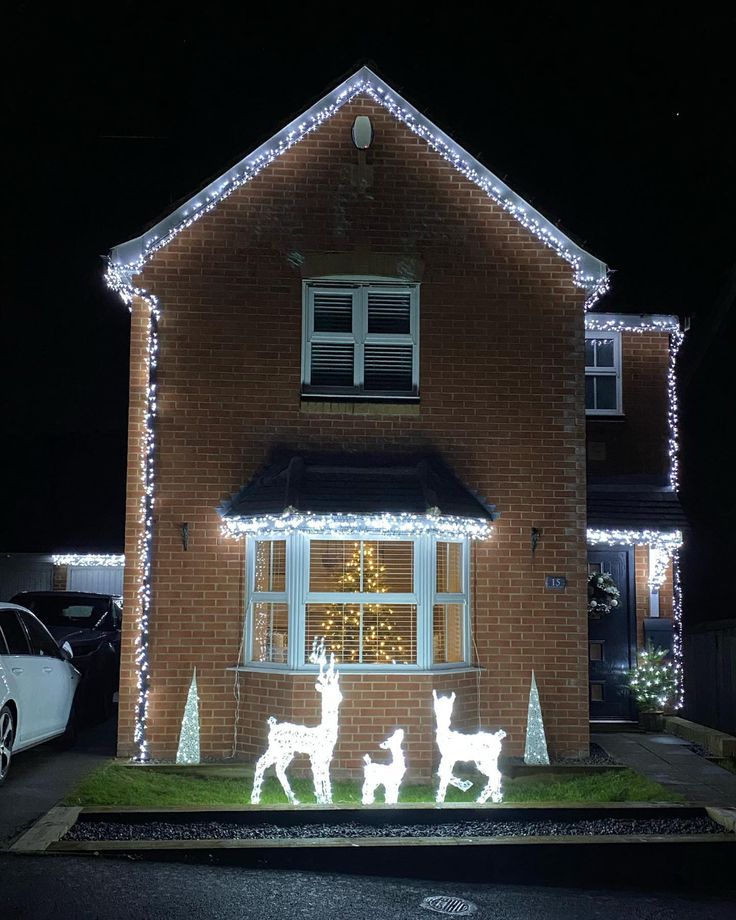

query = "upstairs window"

[
  {"left": 585, "top": 331, "right": 622, "bottom": 415},
  {"left": 302, "top": 282, "right": 419, "bottom": 399}
]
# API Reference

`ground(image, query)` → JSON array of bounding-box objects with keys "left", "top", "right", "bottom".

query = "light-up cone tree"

[
  {"left": 175, "top": 668, "right": 200, "bottom": 764},
  {"left": 320, "top": 541, "right": 407, "bottom": 664}
]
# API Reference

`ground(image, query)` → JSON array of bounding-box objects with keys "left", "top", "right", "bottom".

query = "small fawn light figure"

[
  {"left": 433, "top": 690, "right": 506, "bottom": 804},
  {"left": 361, "top": 728, "right": 406, "bottom": 805},
  {"left": 251, "top": 639, "right": 342, "bottom": 805}
]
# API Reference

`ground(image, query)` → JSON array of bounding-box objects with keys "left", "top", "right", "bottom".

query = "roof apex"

[{"left": 108, "top": 65, "right": 607, "bottom": 299}]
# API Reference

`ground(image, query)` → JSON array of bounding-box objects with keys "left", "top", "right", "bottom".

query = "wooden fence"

[{"left": 684, "top": 619, "right": 736, "bottom": 735}]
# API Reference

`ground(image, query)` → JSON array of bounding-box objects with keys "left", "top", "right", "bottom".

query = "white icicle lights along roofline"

[{"left": 106, "top": 65, "right": 608, "bottom": 306}]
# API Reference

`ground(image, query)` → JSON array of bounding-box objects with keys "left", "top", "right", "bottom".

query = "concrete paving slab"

[{"left": 593, "top": 732, "right": 736, "bottom": 806}]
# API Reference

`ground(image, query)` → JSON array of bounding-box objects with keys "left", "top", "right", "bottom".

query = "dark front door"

[{"left": 587, "top": 549, "right": 636, "bottom": 720}]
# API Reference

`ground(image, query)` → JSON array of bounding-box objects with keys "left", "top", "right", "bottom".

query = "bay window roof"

[{"left": 221, "top": 453, "right": 498, "bottom": 523}]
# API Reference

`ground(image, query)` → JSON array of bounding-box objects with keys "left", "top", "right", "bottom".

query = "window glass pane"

[
  {"left": 433, "top": 604, "right": 464, "bottom": 664},
  {"left": 585, "top": 375, "right": 595, "bottom": 409},
  {"left": 367, "top": 290, "right": 411, "bottom": 334},
  {"left": 309, "top": 540, "right": 413, "bottom": 593},
  {"left": 436, "top": 542, "right": 463, "bottom": 594},
  {"left": 595, "top": 375, "right": 617, "bottom": 410},
  {"left": 0, "top": 613, "right": 29, "bottom": 654},
  {"left": 18, "top": 612, "right": 60, "bottom": 658},
  {"left": 254, "top": 540, "right": 286, "bottom": 593},
  {"left": 594, "top": 338, "right": 615, "bottom": 367},
  {"left": 306, "top": 602, "right": 416, "bottom": 664},
  {"left": 363, "top": 541, "right": 413, "bottom": 593},
  {"left": 364, "top": 343, "right": 413, "bottom": 392},
  {"left": 584, "top": 338, "right": 595, "bottom": 367},
  {"left": 310, "top": 342, "right": 354, "bottom": 387},
  {"left": 252, "top": 603, "right": 289, "bottom": 663},
  {"left": 0, "top": 627, "right": 7, "bottom": 655},
  {"left": 310, "top": 541, "right": 361, "bottom": 592},
  {"left": 312, "top": 291, "right": 353, "bottom": 332}
]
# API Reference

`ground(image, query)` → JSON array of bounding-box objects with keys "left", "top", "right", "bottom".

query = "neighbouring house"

[{"left": 106, "top": 67, "right": 686, "bottom": 774}]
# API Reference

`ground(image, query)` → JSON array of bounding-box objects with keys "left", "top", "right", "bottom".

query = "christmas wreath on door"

[{"left": 588, "top": 572, "right": 620, "bottom": 619}]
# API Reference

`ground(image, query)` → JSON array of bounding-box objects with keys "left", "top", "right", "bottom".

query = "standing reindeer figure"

[
  {"left": 433, "top": 690, "right": 506, "bottom": 804},
  {"left": 251, "top": 639, "right": 342, "bottom": 805},
  {"left": 361, "top": 728, "right": 406, "bottom": 805}
]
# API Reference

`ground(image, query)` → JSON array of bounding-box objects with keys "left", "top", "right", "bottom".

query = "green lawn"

[{"left": 64, "top": 763, "right": 682, "bottom": 807}]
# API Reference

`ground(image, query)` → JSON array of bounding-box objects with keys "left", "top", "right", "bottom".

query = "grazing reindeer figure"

[
  {"left": 361, "top": 728, "right": 406, "bottom": 805},
  {"left": 251, "top": 639, "right": 342, "bottom": 805},
  {"left": 433, "top": 690, "right": 506, "bottom": 804}
]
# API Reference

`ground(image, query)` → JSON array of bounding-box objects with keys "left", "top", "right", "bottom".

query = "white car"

[{"left": 0, "top": 602, "right": 81, "bottom": 784}]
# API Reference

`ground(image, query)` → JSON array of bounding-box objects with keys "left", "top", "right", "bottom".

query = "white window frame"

[
  {"left": 585, "top": 330, "right": 622, "bottom": 416},
  {"left": 244, "top": 532, "right": 470, "bottom": 672},
  {"left": 301, "top": 280, "right": 420, "bottom": 399}
]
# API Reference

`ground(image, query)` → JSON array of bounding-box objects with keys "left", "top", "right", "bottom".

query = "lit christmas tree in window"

[{"left": 320, "top": 541, "right": 407, "bottom": 664}]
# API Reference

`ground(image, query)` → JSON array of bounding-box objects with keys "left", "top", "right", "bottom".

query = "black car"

[{"left": 9, "top": 591, "right": 122, "bottom": 722}]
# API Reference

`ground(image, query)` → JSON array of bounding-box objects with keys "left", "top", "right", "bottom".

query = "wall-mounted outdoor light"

[{"left": 351, "top": 115, "right": 374, "bottom": 150}]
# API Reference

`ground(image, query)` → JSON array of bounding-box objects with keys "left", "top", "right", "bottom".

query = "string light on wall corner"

[
  {"left": 672, "top": 549, "right": 684, "bottom": 709},
  {"left": 103, "top": 269, "right": 159, "bottom": 762}
]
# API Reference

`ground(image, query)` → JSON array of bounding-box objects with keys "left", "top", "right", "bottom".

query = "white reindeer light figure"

[
  {"left": 361, "top": 728, "right": 406, "bottom": 805},
  {"left": 251, "top": 639, "right": 342, "bottom": 805},
  {"left": 433, "top": 690, "right": 506, "bottom": 804}
]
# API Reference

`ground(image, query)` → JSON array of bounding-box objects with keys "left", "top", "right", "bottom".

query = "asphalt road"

[
  {"left": 3, "top": 855, "right": 736, "bottom": 920},
  {"left": 0, "top": 710, "right": 116, "bottom": 846}
]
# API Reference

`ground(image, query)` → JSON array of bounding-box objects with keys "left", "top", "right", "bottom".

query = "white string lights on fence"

[
  {"left": 221, "top": 509, "right": 493, "bottom": 541},
  {"left": 51, "top": 554, "right": 125, "bottom": 567}
]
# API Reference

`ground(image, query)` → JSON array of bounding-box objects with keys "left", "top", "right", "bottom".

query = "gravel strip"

[{"left": 64, "top": 815, "right": 721, "bottom": 843}]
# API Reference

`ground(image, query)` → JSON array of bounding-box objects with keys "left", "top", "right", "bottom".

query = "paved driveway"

[{"left": 0, "top": 712, "right": 115, "bottom": 847}]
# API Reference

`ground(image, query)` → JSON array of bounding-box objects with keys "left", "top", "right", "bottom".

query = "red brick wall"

[
  {"left": 587, "top": 332, "right": 669, "bottom": 476},
  {"left": 119, "top": 95, "right": 590, "bottom": 774}
]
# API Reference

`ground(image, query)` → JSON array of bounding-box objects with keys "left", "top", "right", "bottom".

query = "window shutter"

[
  {"left": 364, "top": 344, "right": 413, "bottom": 392},
  {"left": 313, "top": 290, "right": 354, "bottom": 332},
  {"left": 367, "top": 290, "right": 411, "bottom": 334},
  {"left": 310, "top": 342, "right": 355, "bottom": 387}
]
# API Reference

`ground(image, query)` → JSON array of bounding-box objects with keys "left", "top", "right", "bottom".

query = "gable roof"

[{"left": 108, "top": 66, "right": 608, "bottom": 304}]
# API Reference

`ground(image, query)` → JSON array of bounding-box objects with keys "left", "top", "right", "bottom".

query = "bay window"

[{"left": 246, "top": 533, "right": 470, "bottom": 670}]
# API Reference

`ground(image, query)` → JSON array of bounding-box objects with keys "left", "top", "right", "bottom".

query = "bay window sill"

[{"left": 227, "top": 664, "right": 483, "bottom": 676}]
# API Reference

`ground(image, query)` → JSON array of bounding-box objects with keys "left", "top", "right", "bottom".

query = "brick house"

[{"left": 107, "top": 67, "right": 685, "bottom": 776}]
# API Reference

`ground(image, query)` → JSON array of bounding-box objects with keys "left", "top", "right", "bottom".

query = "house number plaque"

[{"left": 545, "top": 575, "right": 567, "bottom": 591}]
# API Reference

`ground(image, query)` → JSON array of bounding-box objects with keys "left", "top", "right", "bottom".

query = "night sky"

[{"left": 3, "top": 7, "right": 735, "bottom": 612}]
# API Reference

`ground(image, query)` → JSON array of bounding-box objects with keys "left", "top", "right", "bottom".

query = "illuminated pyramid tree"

[
  {"left": 176, "top": 668, "right": 200, "bottom": 764},
  {"left": 321, "top": 541, "right": 407, "bottom": 664}
]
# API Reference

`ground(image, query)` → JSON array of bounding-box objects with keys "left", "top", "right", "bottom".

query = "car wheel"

[{"left": 0, "top": 705, "right": 14, "bottom": 785}]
